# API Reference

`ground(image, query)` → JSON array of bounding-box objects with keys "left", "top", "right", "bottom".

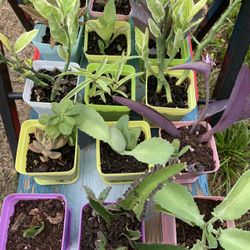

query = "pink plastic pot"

[
  {"left": 78, "top": 203, "right": 145, "bottom": 249},
  {"left": 0, "top": 193, "right": 71, "bottom": 250},
  {"left": 162, "top": 196, "right": 235, "bottom": 245},
  {"left": 88, "top": 0, "right": 131, "bottom": 21},
  {"left": 160, "top": 121, "right": 220, "bottom": 184}
]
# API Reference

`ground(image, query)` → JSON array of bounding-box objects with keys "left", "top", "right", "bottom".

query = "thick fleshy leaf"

[
  {"left": 109, "top": 126, "right": 126, "bottom": 154},
  {"left": 213, "top": 170, "right": 250, "bottom": 221},
  {"left": 23, "top": 222, "right": 45, "bottom": 238},
  {"left": 98, "top": 186, "right": 112, "bottom": 202},
  {"left": 0, "top": 32, "right": 11, "bottom": 52},
  {"left": 134, "top": 243, "right": 188, "bottom": 250},
  {"left": 14, "top": 30, "right": 39, "bottom": 53},
  {"left": 115, "top": 115, "right": 130, "bottom": 145},
  {"left": 112, "top": 97, "right": 180, "bottom": 138},
  {"left": 127, "top": 127, "right": 141, "bottom": 151},
  {"left": 218, "top": 228, "right": 250, "bottom": 250},
  {"left": 154, "top": 183, "right": 204, "bottom": 227},
  {"left": 125, "top": 138, "right": 174, "bottom": 165},
  {"left": 147, "top": 0, "right": 165, "bottom": 23}
]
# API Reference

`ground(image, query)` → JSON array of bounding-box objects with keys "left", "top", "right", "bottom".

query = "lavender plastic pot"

[
  {"left": 161, "top": 196, "right": 235, "bottom": 245},
  {"left": 0, "top": 193, "right": 71, "bottom": 250},
  {"left": 160, "top": 121, "right": 220, "bottom": 184},
  {"left": 77, "top": 203, "right": 145, "bottom": 249},
  {"left": 88, "top": 0, "right": 131, "bottom": 21}
]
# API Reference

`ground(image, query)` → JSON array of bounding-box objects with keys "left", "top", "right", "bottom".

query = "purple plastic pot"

[
  {"left": 0, "top": 193, "right": 71, "bottom": 250},
  {"left": 160, "top": 121, "right": 220, "bottom": 184},
  {"left": 161, "top": 196, "right": 235, "bottom": 245},
  {"left": 77, "top": 203, "right": 145, "bottom": 249}
]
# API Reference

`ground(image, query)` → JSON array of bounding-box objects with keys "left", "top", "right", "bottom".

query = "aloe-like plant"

[
  {"left": 87, "top": 0, "right": 129, "bottom": 54},
  {"left": 154, "top": 170, "right": 250, "bottom": 249},
  {"left": 83, "top": 162, "right": 187, "bottom": 249}
]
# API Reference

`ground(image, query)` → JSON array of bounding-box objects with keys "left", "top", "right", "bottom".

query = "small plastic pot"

[
  {"left": 96, "top": 120, "right": 152, "bottom": 184},
  {"left": 161, "top": 196, "right": 235, "bottom": 245},
  {"left": 0, "top": 193, "right": 71, "bottom": 250},
  {"left": 145, "top": 68, "right": 197, "bottom": 121},
  {"left": 84, "top": 63, "right": 136, "bottom": 121},
  {"left": 159, "top": 121, "right": 220, "bottom": 184},
  {"left": 88, "top": 0, "right": 131, "bottom": 21},
  {"left": 77, "top": 203, "right": 145, "bottom": 249},
  {"left": 22, "top": 60, "right": 80, "bottom": 116},
  {"left": 15, "top": 120, "right": 80, "bottom": 185},
  {"left": 84, "top": 20, "right": 131, "bottom": 63},
  {"left": 32, "top": 22, "right": 84, "bottom": 63}
]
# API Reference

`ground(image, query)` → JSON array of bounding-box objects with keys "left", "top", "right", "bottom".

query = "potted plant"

[
  {"left": 0, "top": 193, "right": 71, "bottom": 250},
  {"left": 20, "top": 0, "right": 85, "bottom": 62},
  {"left": 84, "top": 0, "right": 131, "bottom": 63},
  {"left": 113, "top": 63, "right": 250, "bottom": 183},
  {"left": 154, "top": 170, "right": 250, "bottom": 249},
  {"left": 88, "top": 0, "right": 131, "bottom": 20},
  {"left": 78, "top": 161, "right": 187, "bottom": 249},
  {"left": 0, "top": 28, "right": 80, "bottom": 115}
]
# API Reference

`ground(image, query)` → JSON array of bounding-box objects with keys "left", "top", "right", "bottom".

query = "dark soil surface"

[
  {"left": 86, "top": 31, "right": 127, "bottom": 55},
  {"left": 100, "top": 133, "right": 148, "bottom": 173},
  {"left": 93, "top": 0, "right": 131, "bottom": 15},
  {"left": 80, "top": 0, "right": 86, "bottom": 7},
  {"left": 80, "top": 205, "right": 141, "bottom": 250},
  {"left": 235, "top": 211, "right": 250, "bottom": 231},
  {"left": 6, "top": 199, "right": 65, "bottom": 250},
  {"left": 147, "top": 75, "right": 189, "bottom": 108},
  {"left": 161, "top": 125, "right": 215, "bottom": 173},
  {"left": 177, "top": 199, "right": 226, "bottom": 249},
  {"left": 148, "top": 38, "right": 181, "bottom": 59},
  {"left": 89, "top": 78, "right": 131, "bottom": 105},
  {"left": 30, "top": 68, "right": 77, "bottom": 103},
  {"left": 26, "top": 134, "right": 75, "bottom": 173}
]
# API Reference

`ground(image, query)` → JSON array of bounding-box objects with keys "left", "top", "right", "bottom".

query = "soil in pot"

[
  {"left": 161, "top": 125, "right": 215, "bottom": 173},
  {"left": 147, "top": 75, "right": 189, "bottom": 108},
  {"left": 100, "top": 133, "right": 148, "bottom": 174},
  {"left": 89, "top": 78, "right": 131, "bottom": 105},
  {"left": 30, "top": 68, "right": 77, "bottom": 103},
  {"left": 86, "top": 31, "right": 127, "bottom": 55},
  {"left": 26, "top": 134, "right": 75, "bottom": 173},
  {"left": 80, "top": 205, "right": 142, "bottom": 250},
  {"left": 6, "top": 199, "right": 65, "bottom": 250},
  {"left": 235, "top": 211, "right": 250, "bottom": 231},
  {"left": 80, "top": 0, "right": 86, "bottom": 7},
  {"left": 176, "top": 199, "right": 226, "bottom": 249},
  {"left": 93, "top": 0, "right": 131, "bottom": 15}
]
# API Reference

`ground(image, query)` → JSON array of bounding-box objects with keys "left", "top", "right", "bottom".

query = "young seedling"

[
  {"left": 154, "top": 170, "right": 250, "bottom": 249},
  {"left": 87, "top": 0, "right": 129, "bottom": 54}
]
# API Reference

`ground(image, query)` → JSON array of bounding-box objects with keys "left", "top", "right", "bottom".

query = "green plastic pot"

[
  {"left": 84, "top": 20, "right": 131, "bottom": 63},
  {"left": 84, "top": 63, "right": 136, "bottom": 121},
  {"left": 96, "top": 121, "right": 151, "bottom": 184},
  {"left": 145, "top": 67, "right": 197, "bottom": 121},
  {"left": 15, "top": 120, "right": 80, "bottom": 185}
]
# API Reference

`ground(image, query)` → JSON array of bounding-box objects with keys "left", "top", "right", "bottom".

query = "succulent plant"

[{"left": 28, "top": 128, "right": 68, "bottom": 162}]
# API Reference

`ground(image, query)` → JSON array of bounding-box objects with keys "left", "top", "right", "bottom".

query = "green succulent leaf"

[
  {"left": 98, "top": 186, "right": 112, "bottom": 202},
  {"left": 109, "top": 126, "right": 126, "bottom": 153},
  {"left": 126, "top": 127, "right": 141, "bottom": 151},
  {"left": 123, "top": 227, "right": 141, "bottom": 241},
  {"left": 147, "top": 0, "right": 165, "bottom": 23},
  {"left": 115, "top": 115, "right": 130, "bottom": 146},
  {"left": 205, "top": 228, "right": 218, "bottom": 249},
  {"left": 57, "top": 45, "right": 68, "bottom": 61},
  {"left": 148, "top": 18, "right": 161, "bottom": 38},
  {"left": 154, "top": 182, "right": 204, "bottom": 227},
  {"left": 23, "top": 222, "right": 45, "bottom": 238},
  {"left": 0, "top": 32, "right": 11, "bottom": 52},
  {"left": 213, "top": 170, "right": 250, "bottom": 220},
  {"left": 218, "top": 228, "right": 250, "bottom": 250},
  {"left": 83, "top": 186, "right": 96, "bottom": 200}
]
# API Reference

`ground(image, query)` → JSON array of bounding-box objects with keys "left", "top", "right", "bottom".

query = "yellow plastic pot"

[
  {"left": 15, "top": 120, "right": 80, "bottom": 185},
  {"left": 84, "top": 63, "right": 136, "bottom": 121},
  {"left": 96, "top": 121, "right": 151, "bottom": 184},
  {"left": 145, "top": 67, "right": 197, "bottom": 121},
  {"left": 84, "top": 20, "right": 131, "bottom": 63}
]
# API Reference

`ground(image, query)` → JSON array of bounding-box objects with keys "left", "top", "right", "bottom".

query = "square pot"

[
  {"left": 161, "top": 196, "right": 235, "bottom": 245},
  {"left": 88, "top": 0, "right": 131, "bottom": 21},
  {"left": 0, "top": 193, "right": 71, "bottom": 250},
  {"left": 32, "top": 22, "right": 84, "bottom": 63},
  {"left": 160, "top": 121, "right": 220, "bottom": 184},
  {"left": 22, "top": 60, "right": 80, "bottom": 116},
  {"left": 96, "top": 120, "right": 152, "bottom": 184},
  {"left": 84, "top": 20, "right": 131, "bottom": 63},
  {"left": 15, "top": 120, "right": 80, "bottom": 185},
  {"left": 84, "top": 63, "right": 136, "bottom": 121},
  {"left": 78, "top": 203, "right": 145, "bottom": 249},
  {"left": 145, "top": 67, "right": 197, "bottom": 121}
]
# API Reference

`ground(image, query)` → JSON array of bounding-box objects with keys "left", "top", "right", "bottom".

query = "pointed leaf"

[
  {"left": 0, "top": 32, "right": 11, "bottom": 52},
  {"left": 23, "top": 222, "right": 45, "bottom": 238},
  {"left": 127, "top": 127, "right": 141, "bottom": 151},
  {"left": 98, "top": 186, "right": 112, "bottom": 202},
  {"left": 115, "top": 115, "right": 130, "bottom": 145},
  {"left": 147, "top": 0, "right": 165, "bottom": 23},
  {"left": 84, "top": 186, "right": 96, "bottom": 200},
  {"left": 14, "top": 30, "right": 39, "bottom": 53},
  {"left": 148, "top": 18, "right": 161, "bottom": 37},
  {"left": 109, "top": 126, "right": 126, "bottom": 153}
]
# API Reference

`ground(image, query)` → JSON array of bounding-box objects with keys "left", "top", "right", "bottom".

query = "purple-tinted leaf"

[
  {"left": 200, "top": 65, "right": 250, "bottom": 142},
  {"left": 198, "top": 99, "right": 229, "bottom": 120},
  {"left": 112, "top": 96, "right": 180, "bottom": 138}
]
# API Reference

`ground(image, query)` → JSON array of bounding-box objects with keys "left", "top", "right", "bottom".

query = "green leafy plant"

[
  {"left": 154, "top": 170, "right": 250, "bottom": 249},
  {"left": 87, "top": 0, "right": 128, "bottom": 54},
  {"left": 23, "top": 222, "right": 45, "bottom": 238},
  {"left": 83, "top": 162, "right": 187, "bottom": 249}
]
